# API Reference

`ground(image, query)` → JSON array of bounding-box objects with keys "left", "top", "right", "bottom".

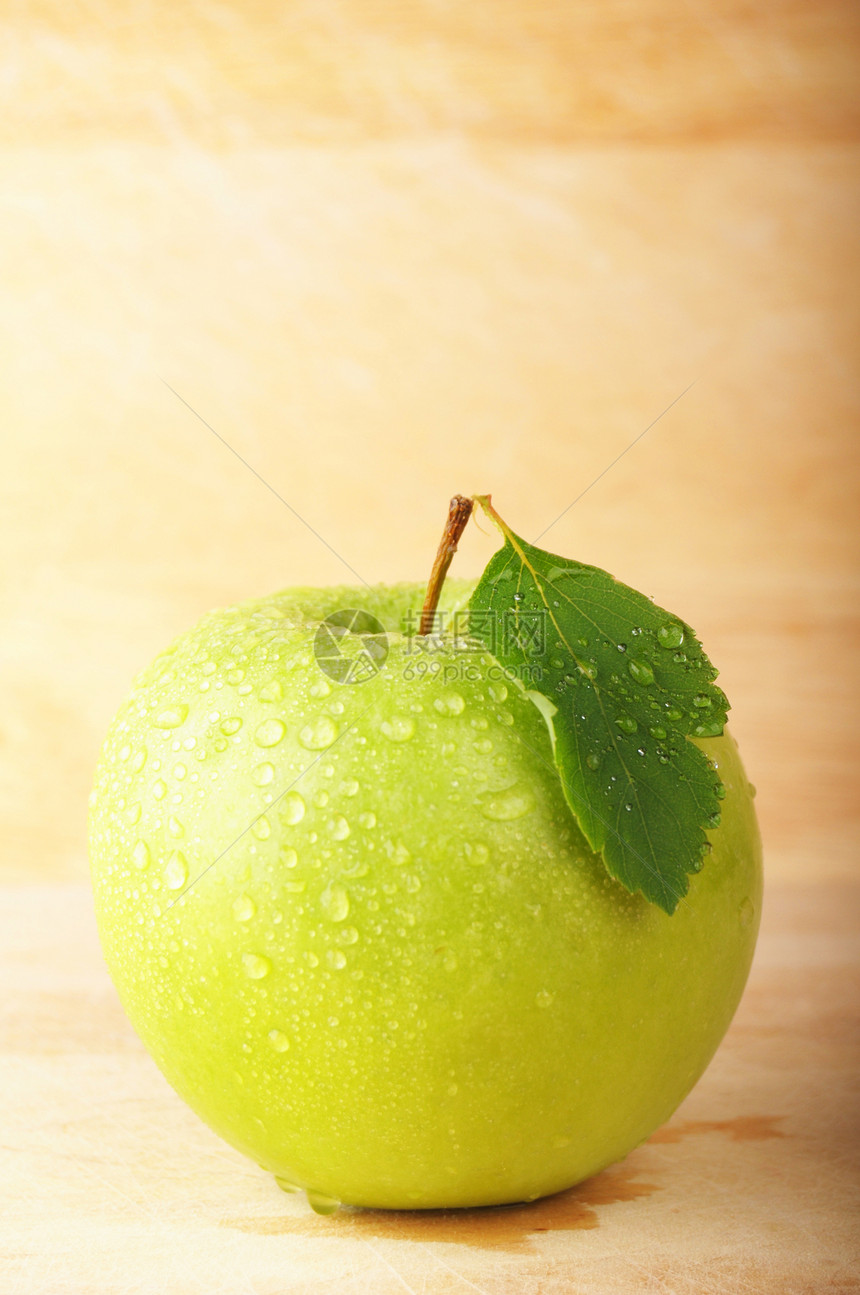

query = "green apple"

[{"left": 89, "top": 577, "right": 761, "bottom": 1212}]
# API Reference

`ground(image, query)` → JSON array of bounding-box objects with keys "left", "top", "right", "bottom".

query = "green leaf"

[{"left": 467, "top": 498, "right": 728, "bottom": 914}]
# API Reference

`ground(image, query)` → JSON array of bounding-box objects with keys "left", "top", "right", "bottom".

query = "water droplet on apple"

[
  {"left": 164, "top": 851, "right": 188, "bottom": 890},
  {"left": 358, "top": 811, "right": 376, "bottom": 829},
  {"left": 259, "top": 680, "right": 283, "bottom": 702},
  {"left": 657, "top": 621, "right": 685, "bottom": 648},
  {"left": 220, "top": 717, "right": 242, "bottom": 736},
  {"left": 227, "top": 668, "right": 245, "bottom": 685},
  {"left": 488, "top": 683, "right": 508, "bottom": 703},
  {"left": 255, "top": 719, "right": 286, "bottom": 748},
  {"left": 299, "top": 716, "right": 338, "bottom": 750},
  {"left": 628, "top": 659, "right": 655, "bottom": 685},
  {"left": 328, "top": 815, "right": 350, "bottom": 840},
  {"left": 275, "top": 1176, "right": 301, "bottom": 1194},
  {"left": 433, "top": 692, "right": 466, "bottom": 717},
  {"left": 381, "top": 716, "right": 416, "bottom": 742},
  {"left": 167, "top": 815, "right": 184, "bottom": 838},
  {"left": 321, "top": 882, "right": 350, "bottom": 921},
  {"left": 173, "top": 762, "right": 187, "bottom": 781},
  {"left": 341, "top": 778, "right": 360, "bottom": 797},
  {"left": 473, "top": 738, "right": 493, "bottom": 754},
  {"left": 385, "top": 840, "right": 411, "bottom": 865},
  {"left": 535, "top": 990, "right": 554, "bottom": 1009},
  {"left": 327, "top": 949, "right": 348, "bottom": 969},
  {"left": 306, "top": 1189, "right": 340, "bottom": 1216},
  {"left": 242, "top": 952, "right": 271, "bottom": 979},
  {"left": 124, "top": 801, "right": 142, "bottom": 825},
  {"left": 131, "top": 748, "right": 147, "bottom": 772},
  {"left": 132, "top": 840, "right": 150, "bottom": 870},
  {"left": 281, "top": 792, "right": 306, "bottom": 825},
  {"left": 252, "top": 761, "right": 275, "bottom": 786},
  {"left": 478, "top": 785, "right": 535, "bottom": 821},
  {"left": 339, "top": 926, "right": 359, "bottom": 944},
  {"left": 465, "top": 842, "right": 489, "bottom": 866},
  {"left": 232, "top": 893, "right": 256, "bottom": 921},
  {"left": 153, "top": 705, "right": 188, "bottom": 729},
  {"left": 253, "top": 815, "right": 271, "bottom": 840},
  {"left": 268, "top": 1029, "right": 289, "bottom": 1051},
  {"left": 279, "top": 846, "right": 298, "bottom": 868}
]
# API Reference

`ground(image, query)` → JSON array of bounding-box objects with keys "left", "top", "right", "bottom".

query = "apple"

[{"left": 89, "top": 575, "right": 762, "bottom": 1212}]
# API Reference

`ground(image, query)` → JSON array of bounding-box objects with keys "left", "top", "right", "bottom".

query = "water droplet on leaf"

[
  {"left": 628, "top": 659, "right": 655, "bottom": 685},
  {"left": 657, "top": 622, "right": 685, "bottom": 648}
]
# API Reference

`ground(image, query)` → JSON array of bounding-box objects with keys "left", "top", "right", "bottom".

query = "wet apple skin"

[{"left": 89, "top": 583, "right": 762, "bottom": 1209}]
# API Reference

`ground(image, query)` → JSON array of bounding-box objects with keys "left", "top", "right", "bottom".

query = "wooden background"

[{"left": 1, "top": 2, "right": 858, "bottom": 1291}]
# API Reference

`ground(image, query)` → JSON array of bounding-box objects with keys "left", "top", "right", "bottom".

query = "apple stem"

[{"left": 419, "top": 495, "right": 474, "bottom": 635}]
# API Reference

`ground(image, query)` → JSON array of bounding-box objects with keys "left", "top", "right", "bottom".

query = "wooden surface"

[
  {"left": 1, "top": 880, "right": 858, "bottom": 1293},
  {"left": 1, "top": 1, "right": 859, "bottom": 1289}
]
